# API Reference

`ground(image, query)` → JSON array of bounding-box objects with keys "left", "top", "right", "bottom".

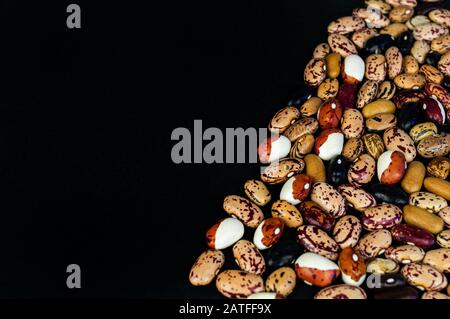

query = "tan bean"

[
  {"left": 317, "top": 78, "right": 339, "bottom": 100},
  {"left": 424, "top": 177, "right": 450, "bottom": 200},
  {"left": 394, "top": 73, "right": 426, "bottom": 89},
  {"left": 300, "top": 97, "right": 322, "bottom": 117},
  {"left": 401, "top": 161, "right": 426, "bottom": 194},
  {"left": 271, "top": 200, "right": 303, "bottom": 228},
  {"left": 342, "top": 138, "right": 364, "bottom": 162},
  {"left": 304, "top": 154, "right": 326, "bottom": 183},
  {"left": 403, "top": 55, "right": 420, "bottom": 74},
  {"left": 420, "top": 64, "right": 444, "bottom": 84},
  {"left": 380, "top": 23, "right": 408, "bottom": 37},
  {"left": 403, "top": 204, "right": 444, "bottom": 234},
  {"left": 244, "top": 180, "right": 271, "bottom": 206},
  {"left": 362, "top": 99, "right": 396, "bottom": 118},
  {"left": 325, "top": 53, "right": 342, "bottom": 79},
  {"left": 265, "top": 267, "right": 296, "bottom": 297},
  {"left": 216, "top": 270, "right": 264, "bottom": 298},
  {"left": 189, "top": 250, "right": 225, "bottom": 286},
  {"left": 431, "top": 34, "right": 450, "bottom": 55}
]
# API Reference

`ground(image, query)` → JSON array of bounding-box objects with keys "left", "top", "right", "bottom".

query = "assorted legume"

[{"left": 189, "top": 0, "right": 450, "bottom": 299}]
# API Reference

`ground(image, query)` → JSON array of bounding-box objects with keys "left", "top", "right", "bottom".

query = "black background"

[{"left": 1, "top": 0, "right": 448, "bottom": 300}]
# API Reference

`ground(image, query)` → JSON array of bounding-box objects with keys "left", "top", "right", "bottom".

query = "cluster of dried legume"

[{"left": 189, "top": 0, "right": 450, "bottom": 299}]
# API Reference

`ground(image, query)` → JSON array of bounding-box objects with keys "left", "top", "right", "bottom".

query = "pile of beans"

[{"left": 189, "top": 0, "right": 450, "bottom": 299}]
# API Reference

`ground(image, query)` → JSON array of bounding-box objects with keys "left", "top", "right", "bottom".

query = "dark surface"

[{"left": 1, "top": 0, "right": 448, "bottom": 299}]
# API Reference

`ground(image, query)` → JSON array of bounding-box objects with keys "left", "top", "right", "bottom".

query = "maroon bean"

[
  {"left": 300, "top": 201, "right": 335, "bottom": 232},
  {"left": 391, "top": 224, "right": 435, "bottom": 249}
]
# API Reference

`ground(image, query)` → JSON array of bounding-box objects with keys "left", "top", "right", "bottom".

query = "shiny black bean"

[
  {"left": 366, "top": 274, "right": 406, "bottom": 291},
  {"left": 287, "top": 85, "right": 313, "bottom": 107},
  {"left": 397, "top": 102, "right": 426, "bottom": 132},
  {"left": 396, "top": 31, "right": 415, "bottom": 56},
  {"left": 369, "top": 184, "right": 409, "bottom": 206},
  {"left": 327, "top": 155, "right": 350, "bottom": 187},
  {"left": 425, "top": 51, "right": 442, "bottom": 68},
  {"left": 364, "top": 35, "right": 395, "bottom": 56},
  {"left": 417, "top": 3, "right": 445, "bottom": 15},
  {"left": 373, "top": 286, "right": 419, "bottom": 299},
  {"left": 442, "top": 76, "right": 450, "bottom": 91},
  {"left": 439, "top": 123, "right": 450, "bottom": 134},
  {"left": 265, "top": 240, "right": 302, "bottom": 270}
]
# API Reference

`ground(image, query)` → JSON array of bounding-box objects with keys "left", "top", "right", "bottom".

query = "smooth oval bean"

[{"left": 403, "top": 204, "right": 444, "bottom": 234}]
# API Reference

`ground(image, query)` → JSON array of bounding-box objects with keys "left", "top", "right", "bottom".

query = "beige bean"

[
  {"left": 423, "top": 248, "right": 450, "bottom": 273},
  {"left": 351, "top": 28, "right": 378, "bottom": 49},
  {"left": 377, "top": 81, "right": 397, "bottom": 100},
  {"left": 328, "top": 16, "right": 366, "bottom": 35},
  {"left": 365, "top": 54, "right": 387, "bottom": 82},
  {"left": 417, "top": 134, "right": 450, "bottom": 158},
  {"left": 304, "top": 58, "right": 327, "bottom": 87},
  {"left": 233, "top": 240, "right": 266, "bottom": 275},
  {"left": 284, "top": 117, "right": 319, "bottom": 142},
  {"left": 427, "top": 156, "right": 450, "bottom": 179},
  {"left": 389, "top": 5, "right": 414, "bottom": 23},
  {"left": 315, "top": 285, "right": 367, "bottom": 299},
  {"left": 411, "top": 40, "right": 430, "bottom": 64},
  {"left": 216, "top": 270, "right": 264, "bottom": 298},
  {"left": 268, "top": 106, "right": 300, "bottom": 134},
  {"left": 362, "top": 133, "right": 385, "bottom": 160},
  {"left": 223, "top": 195, "right": 264, "bottom": 228},
  {"left": 244, "top": 180, "right": 271, "bottom": 206},
  {"left": 401, "top": 263, "right": 447, "bottom": 291},
  {"left": 385, "top": 46, "right": 403, "bottom": 79},
  {"left": 265, "top": 267, "right": 296, "bottom": 297},
  {"left": 189, "top": 250, "right": 225, "bottom": 286},
  {"left": 380, "top": 23, "right": 409, "bottom": 38},
  {"left": 328, "top": 34, "right": 357, "bottom": 57},
  {"left": 438, "top": 51, "right": 450, "bottom": 77},
  {"left": 313, "top": 43, "right": 331, "bottom": 59},
  {"left": 357, "top": 80, "right": 379, "bottom": 109},
  {"left": 290, "top": 134, "right": 315, "bottom": 160},
  {"left": 413, "top": 23, "right": 449, "bottom": 42},
  {"left": 261, "top": 158, "right": 304, "bottom": 185},
  {"left": 429, "top": 9, "right": 450, "bottom": 28},
  {"left": 394, "top": 73, "right": 426, "bottom": 89}
]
